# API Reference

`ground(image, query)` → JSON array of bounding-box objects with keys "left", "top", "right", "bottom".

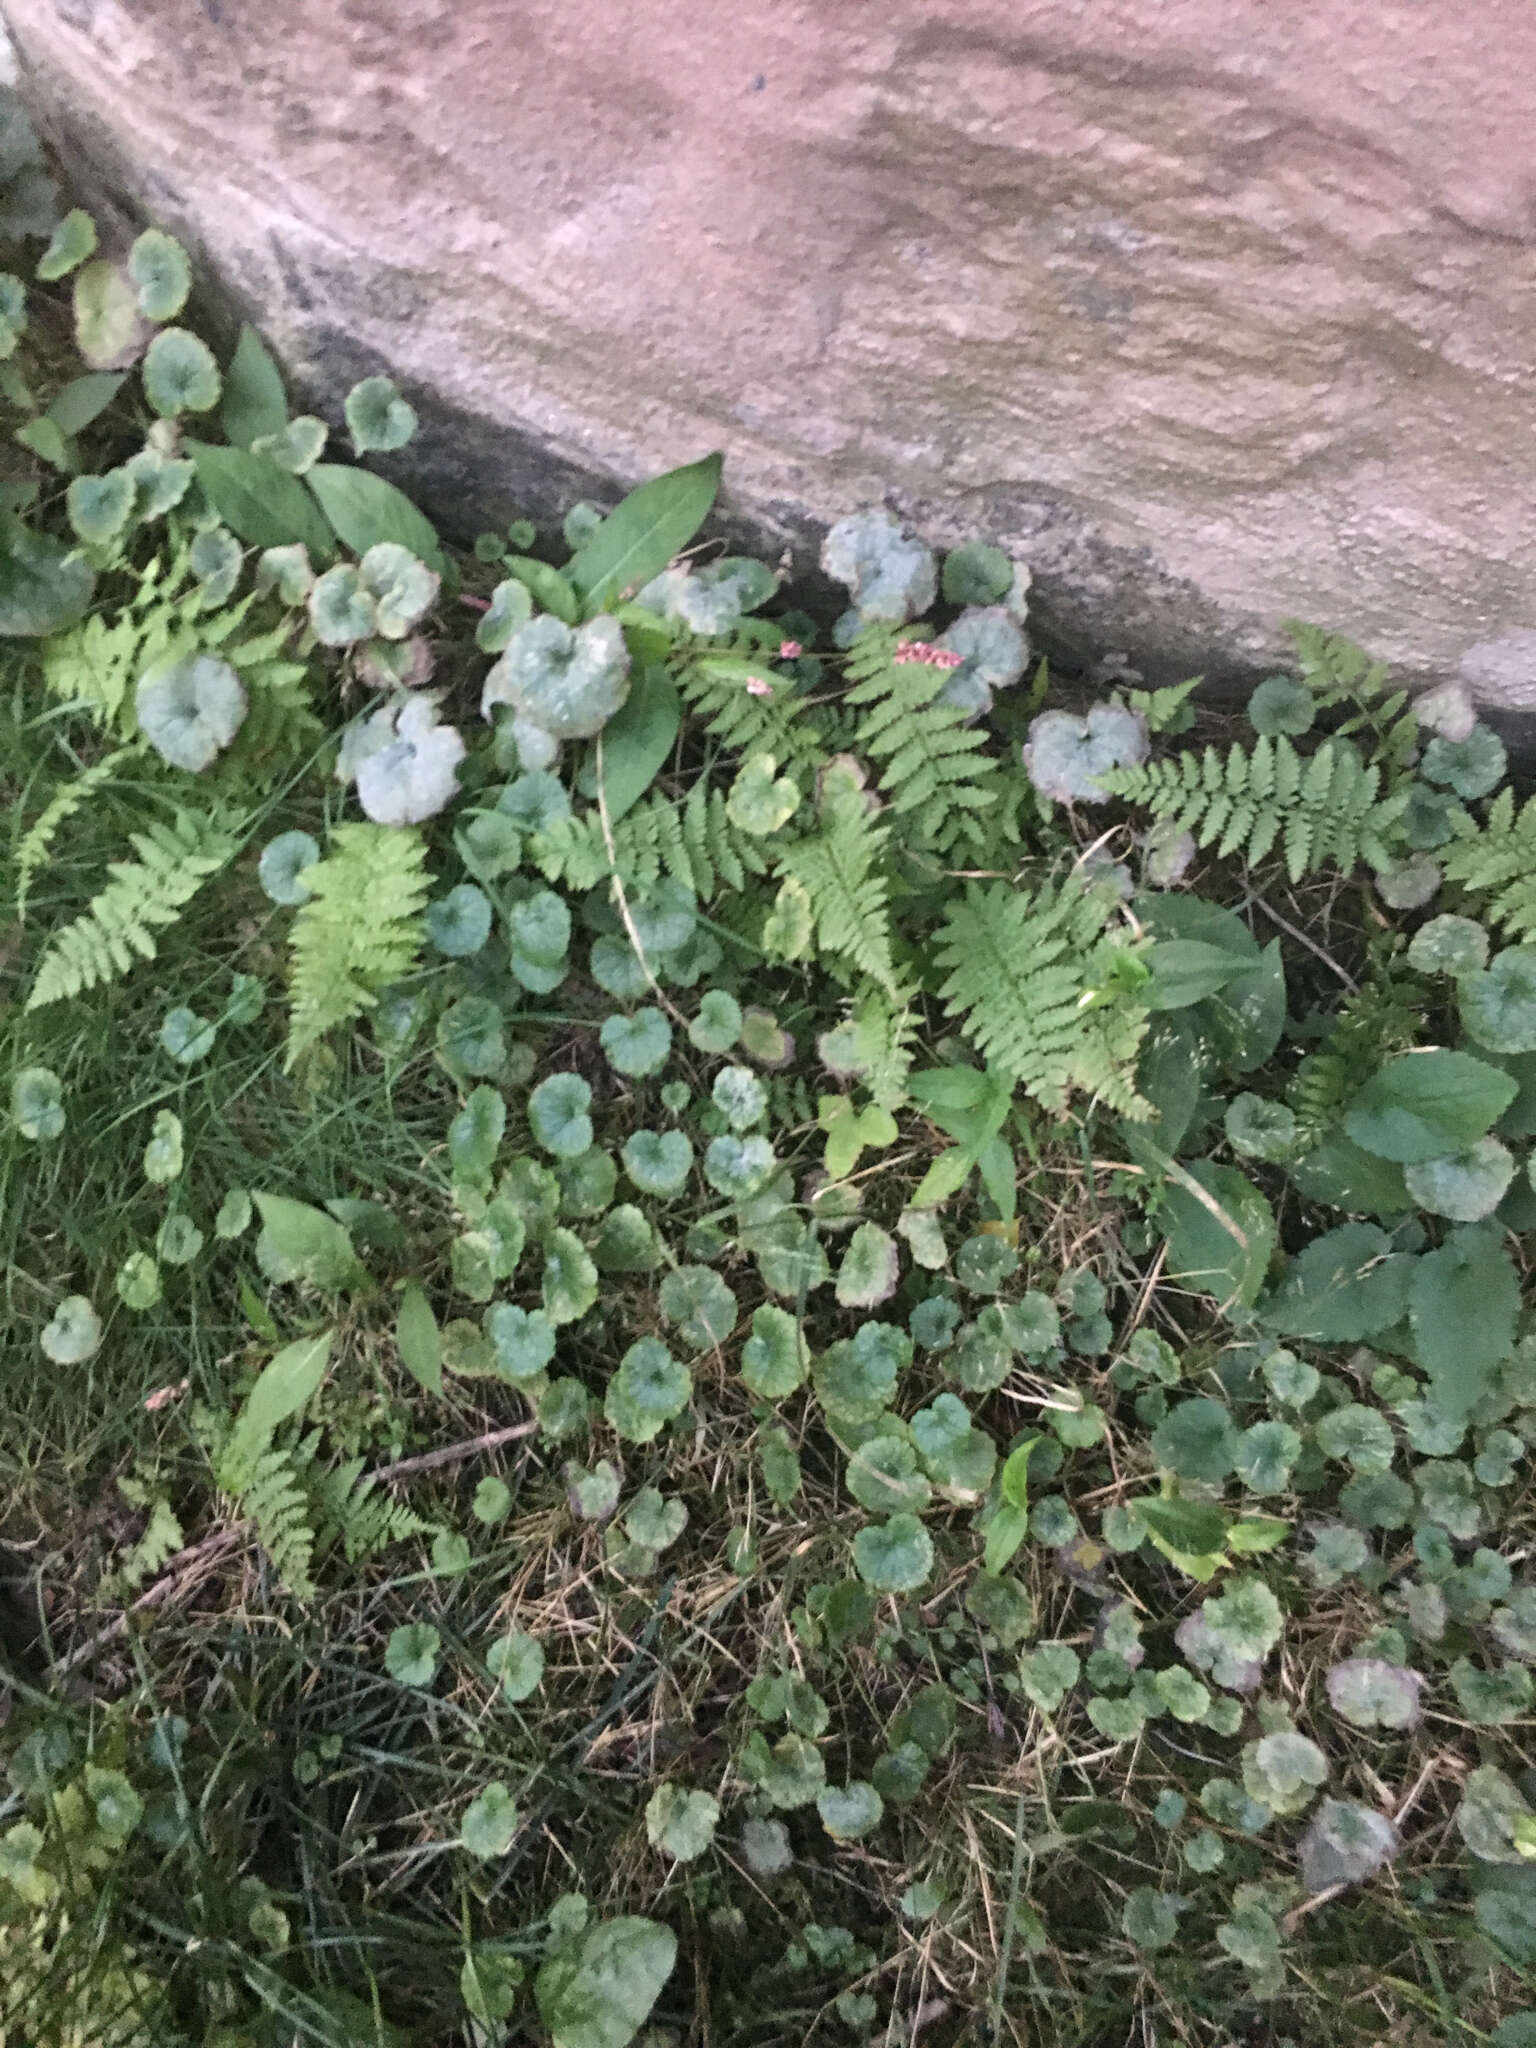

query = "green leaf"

[
  {"left": 487, "top": 1629, "right": 545, "bottom": 1702},
  {"left": 345, "top": 373, "right": 417, "bottom": 454},
  {"left": 502, "top": 554, "right": 581, "bottom": 625},
  {"left": 142, "top": 327, "right": 221, "bottom": 416},
  {"left": 727, "top": 752, "right": 800, "bottom": 835},
  {"left": 186, "top": 441, "right": 336, "bottom": 558},
  {"left": 1409, "top": 1221, "right": 1521, "bottom": 1418},
  {"left": 307, "top": 462, "right": 444, "bottom": 572},
  {"left": 600, "top": 1006, "right": 672, "bottom": 1078},
  {"left": 817, "top": 1781, "right": 884, "bottom": 1841},
  {"left": 835, "top": 1223, "right": 900, "bottom": 1307},
  {"left": 384, "top": 1621, "right": 440, "bottom": 1687},
  {"left": 1122, "top": 1888, "right": 1181, "bottom": 1952},
  {"left": 597, "top": 664, "right": 681, "bottom": 823},
  {"left": 1344, "top": 1050, "right": 1516, "bottom": 1163},
  {"left": 645, "top": 1784, "right": 719, "bottom": 1861},
  {"left": 37, "top": 207, "right": 97, "bottom": 281},
  {"left": 10, "top": 1064, "right": 65, "bottom": 1141},
  {"left": 535, "top": 1917, "right": 677, "bottom": 2048},
  {"left": 73, "top": 259, "right": 141, "bottom": 369},
  {"left": 253, "top": 1193, "right": 362, "bottom": 1292},
  {"left": 739, "top": 1304, "right": 810, "bottom": 1399},
  {"left": 461, "top": 1781, "right": 519, "bottom": 1859},
  {"left": 1160, "top": 1161, "right": 1275, "bottom": 1310},
  {"left": 1259, "top": 1222, "right": 1414, "bottom": 1341},
  {"left": 40, "top": 1294, "right": 102, "bottom": 1364},
  {"left": 221, "top": 324, "right": 288, "bottom": 447},
  {"left": 0, "top": 512, "right": 93, "bottom": 635},
  {"left": 47, "top": 370, "right": 123, "bottom": 436},
  {"left": 853, "top": 1512, "right": 934, "bottom": 1592},
  {"left": 222, "top": 1332, "right": 333, "bottom": 1479},
  {"left": 142, "top": 1109, "right": 184, "bottom": 1184},
  {"left": 1133, "top": 1495, "right": 1228, "bottom": 1554},
  {"left": 127, "top": 229, "right": 191, "bottom": 320},
  {"left": 1143, "top": 938, "right": 1248, "bottom": 1011},
  {"left": 567, "top": 452, "right": 723, "bottom": 616},
  {"left": 395, "top": 1282, "right": 442, "bottom": 1396}
]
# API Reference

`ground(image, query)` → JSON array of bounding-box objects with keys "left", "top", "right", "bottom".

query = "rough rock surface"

[{"left": 7, "top": 0, "right": 1536, "bottom": 708}]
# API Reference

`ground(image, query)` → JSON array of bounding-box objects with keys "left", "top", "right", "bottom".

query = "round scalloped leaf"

[
  {"left": 712, "top": 1066, "right": 767, "bottom": 1131},
  {"left": 688, "top": 990, "right": 742, "bottom": 1055},
  {"left": 504, "top": 889, "right": 571, "bottom": 972},
  {"left": 1121, "top": 1888, "right": 1182, "bottom": 1952},
  {"left": 606, "top": 1336, "right": 691, "bottom": 1442},
  {"left": 1403, "top": 1135, "right": 1515, "bottom": 1222},
  {"left": 251, "top": 542, "right": 313, "bottom": 609},
  {"left": 11, "top": 1065, "right": 65, "bottom": 1141},
  {"left": 1421, "top": 724, "right": 1506, "bottom": 800},
  {"left": 460, "top": 1781, "right": 518, "bottom": 1860},
  {"left": 646, "top": 1783, "right": 719, "bottom": 1861},
  {"left": 427, "top": 883, "right": 492, "bottom": 958},
  {"left": 481, "top": 612, "right": 631, "bottom": 740},
  {"left": 355, "top": 697, "right": 465, "bottom": 825},
  {"left": 625, "top": 1486, "right": 687, "bottom": 1553},
  {"left": 142, "top": 326, "right": 220, "bottom": 417},
  {"left": 1247, "top": 674, "right": 1315, "bottom": 737},
  {"left": 817, "top": 1780, "right": 884, "bottom": 1842},
  {"left": 66, "top": 467, "right": 134, "bottom": 546},
  {"left": 127, "top": 228, "right": 190, "bottom": 320},
  {"left": 846, "top": 1434, "right": 931, "bottom": 1516},
  {"left": 942, "top": 540, "right": 1013, "bottom": 607},
  {"left": 1298, "top": 1800, "right": 1398, "bottom": 1894},
  {"left": 142, "top": 1110, "right": 184, "bottom": 1184},
  {"left": 484, "top": 1303, "right": 557, "bottom": 1383},
  {"left": 73, "top": 259, "right": 142, "bottom": 370},
  {"left": 345, "top": 374, "right": 418, "bottom": 454},
  {"left": 309, "top": 563, "right": 376, "bottom": 646},
  {"left": 836, "top": 1223, "right": 901, "bottom": 1308},
  {"left": 1458, "top": 947, "right": 1536, "bottom": 1055},
  {"left": 476, "top": 575, "right": 533, "bottom": 655},
  {"left": 628, "top": 878, "right": 696, "bottom": 958},
  {"left": 1458, "top": 1766, "right": 1535, "bottom": 1864},
  {"left": 1252, "top": 1731, "right": 1328, "bottom": 1802},
  {"left": 40, "top": 1294, "right": 102, "bottom": 1364},
  {"left": 1407, "top": 914, "right": 1489, "bottom": 978},
  {"left": 1150, "top": 1398, "right": 1238, "bottom": 1483},
  {"left": 820, "top": 508, "right": 936, "bottom": 624},
  {"left": 125, "top": 446, "right": 194, "bottom": 520},
  {"left": 359, "top": 541, "right": 438, "bottom": 639},
  {"left": 135, "top": 653, "right": 246, "bottom": 771},
  {"left": 726, "top": 753, "right": 800, "bottom": 835},
  {"left": 160, "top": 1005, "right": 217, "bottom": 1064},
  {"left": 740, "top": 1304, "right": 810, "bottom": 1398},
  {"left": 1375, "top": 856, "right": 1441, "bottom": 911},
  {"left": 1400, "top": 782, "right": 1458, "bottom": 850},
  {"left": 704, "top": 1133, "right": 775, "bottom": 1200},
  {"left": 541, "top": 1227, "right": 597, "bottom": 1327},
  {"left": 1023, "top": 703, "right": 1150, "bottom": 804},
  {"left": 190, "top": 525, "right": 242, "bottom": 606},
  {"left": 115, "top": 1250, "right": 161, "bottom": 1311},
  {"left": 1325, "top": 1658, "right": 1425, "bottom": 1730},
  {"left": 257, "top": 829, "right": 320, "bottom": 905},
  {"left": 529, "top": 1073, "right": 593, "bottom": 1159},
  {"left": 384, "top": 1622, "right": 439, "bottom": 1688},
  {"left": 621, "top": 1128, "right": 693, "bottom": 1197},
  {"left": 37, "top": 206, "right": 96, "bottom": 282},
  {"left": 658, "top": 1264, "right": 737, "bottom": 1352},
  {"left": 1224, "top": 1093, "right": 1299, "bottom": 1164},
  {"left": 251, "top": 414, "right": 329, "bottom": 474},
  {"left": 1200, "top": 1575, "right": 1282, "bottom": 1663},
  {"left": 935, "top": 605, "right": 1028, "bottom": 714},
  {"left": 1233, "top": 1418, "right": 1301, "bottom": 1495},
  {"left": 600, "top": 1006, "right": 673, "bottom": 1078},
  {"left": 853, "top": 1513, "right": 934, "bottom": 1593}
]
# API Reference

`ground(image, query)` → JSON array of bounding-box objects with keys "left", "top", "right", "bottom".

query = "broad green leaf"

[
  {"left": 817, "top": 1781, "right": 884, "bottom": 1841},
  {"left": 39, "top": 1294, "right": 102, "bottom": 1364},
  {"left": 460, "top": 1781, "right": 519, "bottom": 1859},
  {"left": 1259, "top": 1222, "right": 1413, "bottom": 1341},
  {"left": 1409, "top": 1221, "right": 1520, "bottom": 1417},
  {"left": 221, "top": 324, "right": 288, "bottom": 447},
  {"left": 0, "top": 512, "right": 94, "bottom": 635},
  {"left": 47, "top": 371, "right": 123, "bottom": 437},
  {"left": 567, "top": 452, "right": 722, "bottom": 615},
  {"left": 535, "top": 1917, "right": 677, "bottom": 2048},
  {"left": 645, "top": 1784, "right": 719, "bottom": 1861},
  {"left": 853, "top": 1512, "right": 933, "bottom": 1593},
  {"left": 307, "top": 462, "right": 444, "bottom": 571},
  {"left": 596, "top": 664, "right": 680, "bottom": 823},
  {"left": 186, "top": 441, "right": 336, "bottom": 557},
  {"left": 395, "top": 1282, "right": 442, "bottom": 1395},
  {"left": 73, "top": 259, "right": 141, "bottom": 368},
  {"left": 222, "top": 1331, "right": 333, "bottom": 1479},
  {"left": 37, "top": 206, "right": 97, "bottom": 281},
  {"left": 1344, "top": 1049, "right": 1515, "bottom": 1163},
  {"left": 487, "top": 1630, "right": 545, "bottom": 1702},
  {"left": 1160, "top": 1161, "right": 1275, "bottom": 1310},
  {"left": 384, "top": 1621, "right": 440, "bottom": 1687},
  {"left": 253, "top": 1192, "right": 362, "bottom": 1292}
]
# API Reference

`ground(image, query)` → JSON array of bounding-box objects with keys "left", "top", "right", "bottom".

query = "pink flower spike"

[
  {"left": 745, "top": 675, "right": 774, "bottom": 698},
  {"left": 778, "top": 639, "right": 802, "bottom": 659}
]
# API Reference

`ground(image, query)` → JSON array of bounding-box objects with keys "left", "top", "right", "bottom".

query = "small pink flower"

[
  {"left": 894, "top": 639, "right": 964, "bottom": 669},
  {"left": 778, "top": 639, "right": 802, "bottom": 659},
  {"left": 745, "top": 675, "right": 774, "bottom": 698},
  {"left": 144, "top": 1379, "right": 190, "bottom": 1414}
]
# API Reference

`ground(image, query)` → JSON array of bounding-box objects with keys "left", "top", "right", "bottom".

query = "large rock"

[{"left": 6, "top": 0, "right": 1536, "bottom": 709}]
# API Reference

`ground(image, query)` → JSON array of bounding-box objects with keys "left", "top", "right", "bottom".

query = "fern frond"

[
  {"left": 285, "top": 822, "right": 429, "bottom": 1068},
  {"left": 314, "top": 1458, "right": 433, "bottom": 1564},
  {"left": 242, "top": 1445, "right": 316, "bottom": 1596},
  {"left": 841, "top": 624, "right": 1002, "bottom": 856},
  {"left": 98, "top": 1495, "right": 184, "bottom": 1599},
  {"left": 1441, "top": 787, "right": 1536, "bottom": 940},
  {"left": 933, "top": 877, "right": 1149, "bottom": 1117},
  {"left": 1100, "top": 735, "right": 1407, "bottom": 881},
  {"left": 223, "top": 629, "right": 324, "bottom": 780},
  {"left": 15, "top": 745, "right": 134, "bottom": 920},
  {"left": 531, "top": 781, "right": 768, "bottom": 901},
  {"left": 1288, "top": 951, "right": 1430, "bottom": 1146},
  {"left": 775, "top": 775, "right": 898, "bottom": 995},
  {"left": 849, "top": 976, "right": 921, "bottom": 1111},
  {"left": 26, "top": 807, "right": 239, "bottom": 1010},
  {"left": 672, "top": 637, "right": 826, "bottom": 768}
]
